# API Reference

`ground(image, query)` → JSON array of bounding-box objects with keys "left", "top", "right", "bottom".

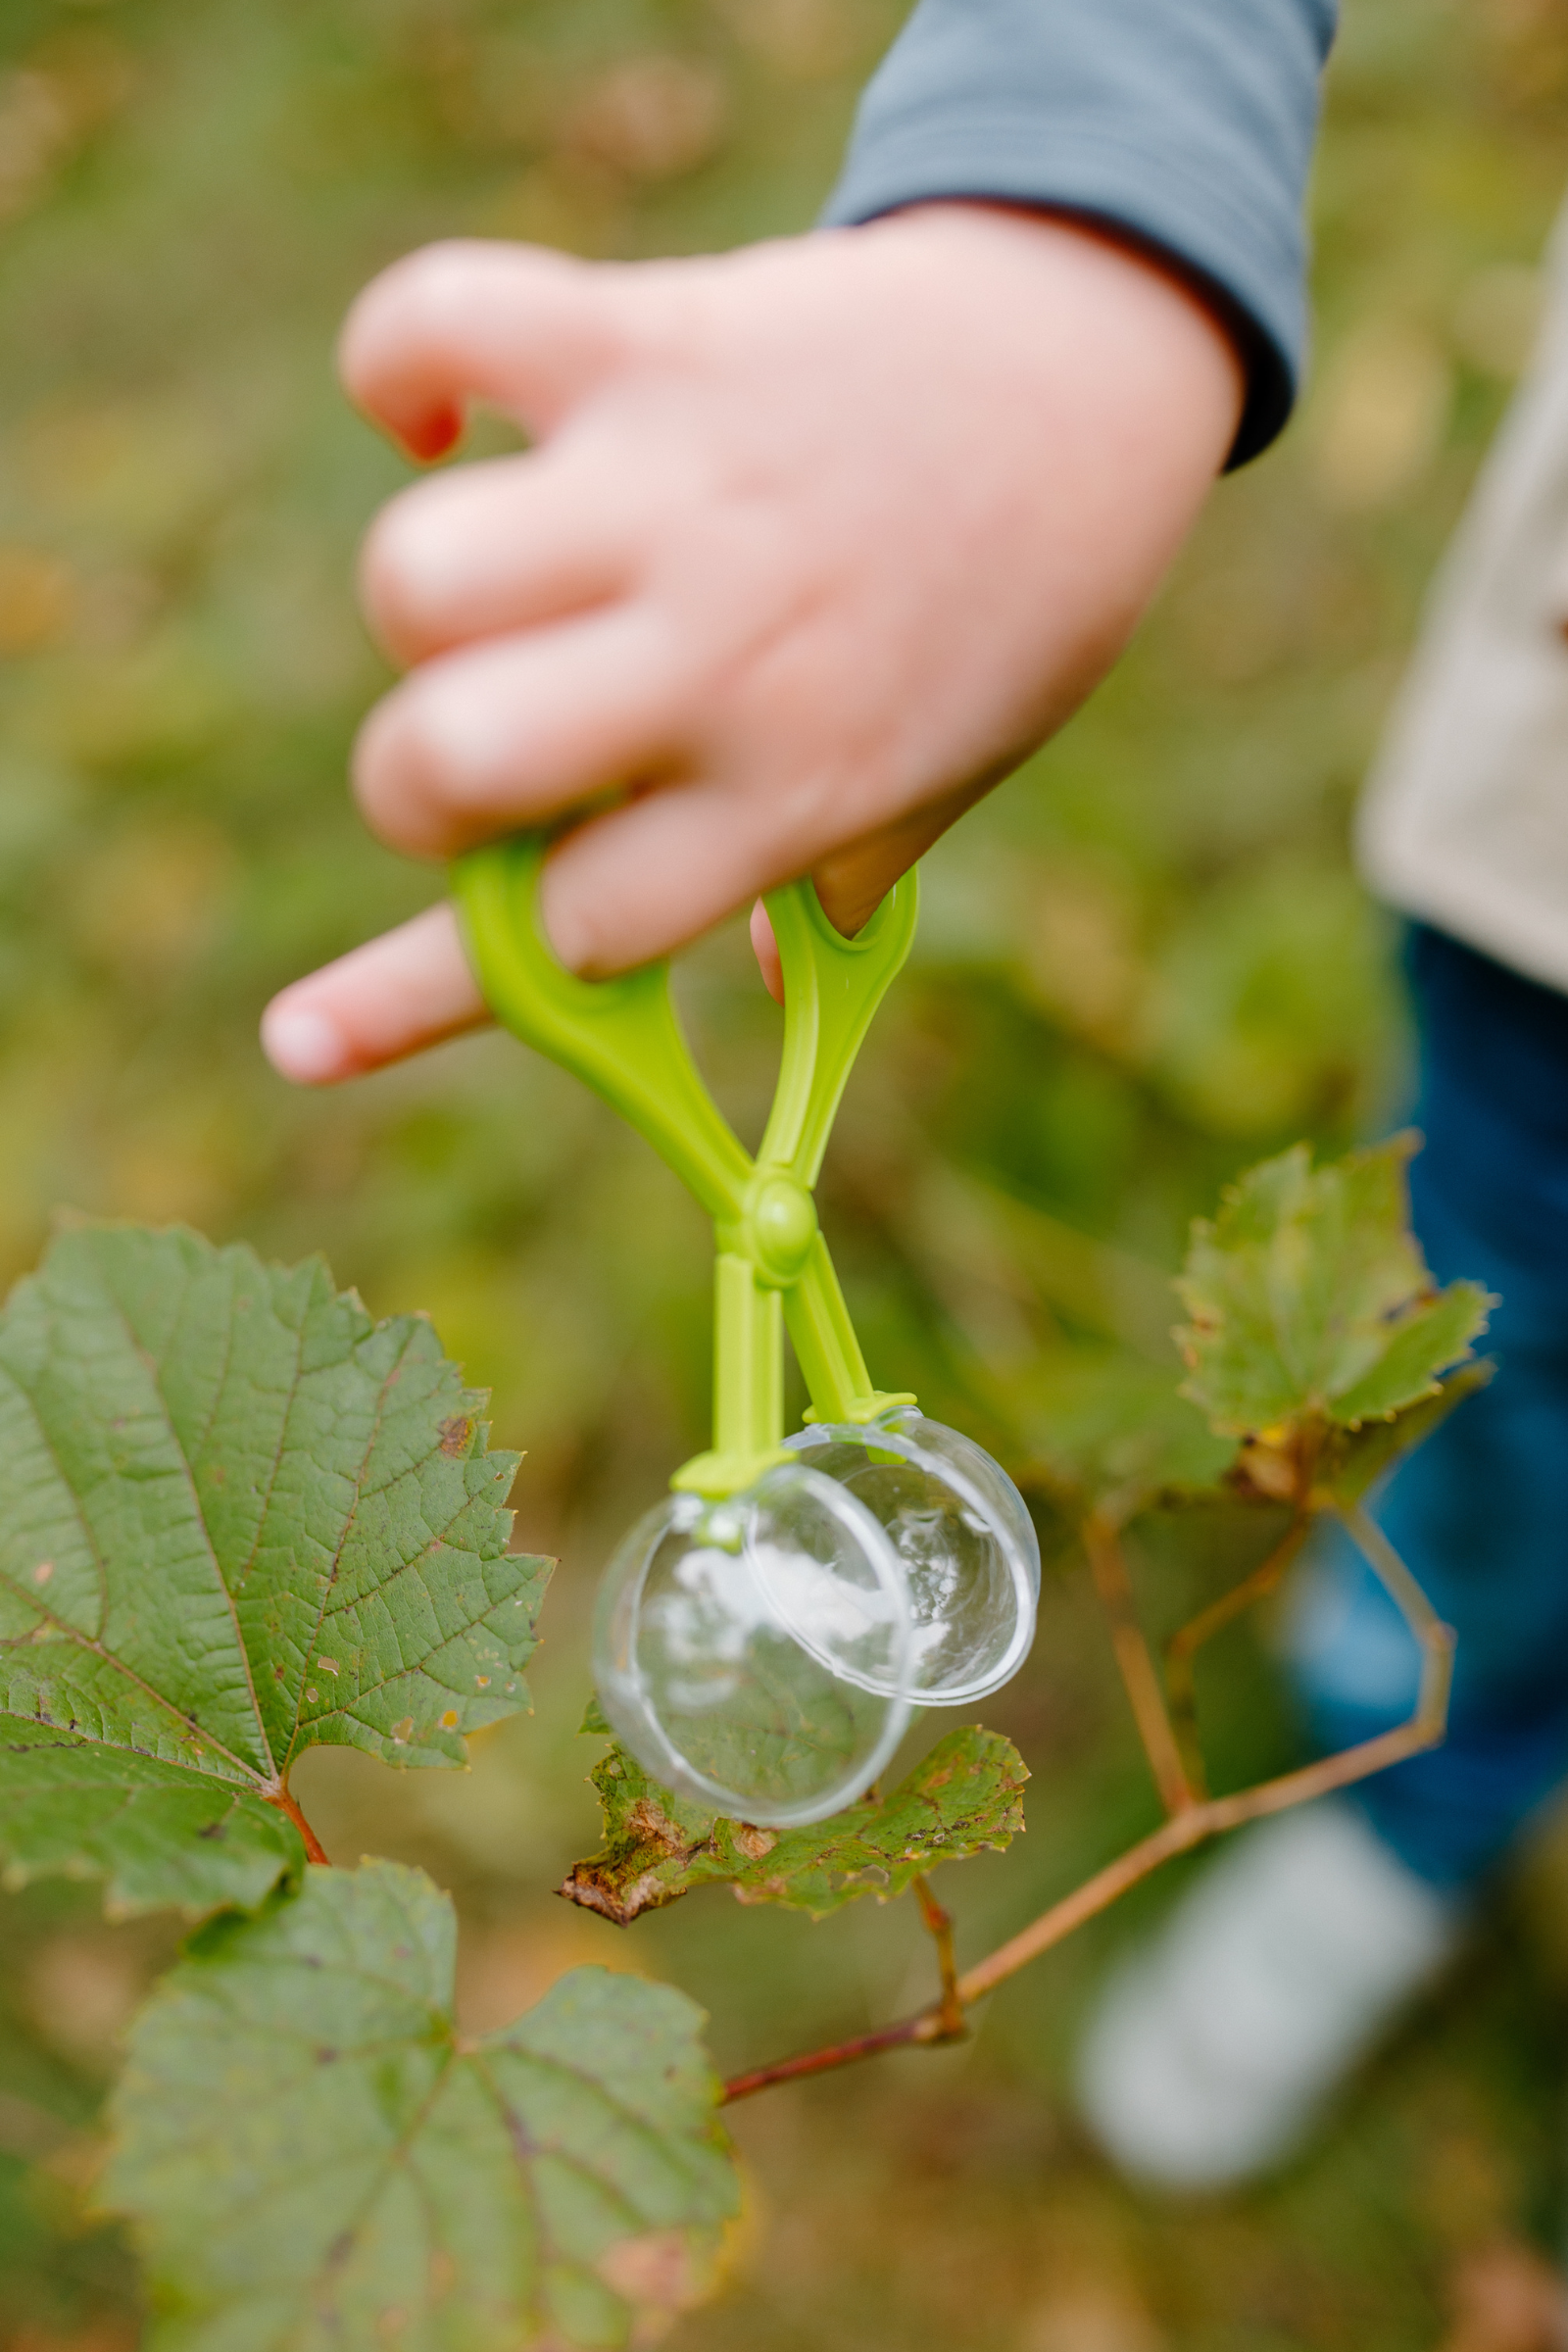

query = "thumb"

[
  {"left": 809, "top": 777, "right": 995, "bottom": 936},
  {"left": 339, "top": 240, "right": 637, "bottom": 461},
  {"left": 751, "top": 784, "right": 989, "bottom": 1005}
]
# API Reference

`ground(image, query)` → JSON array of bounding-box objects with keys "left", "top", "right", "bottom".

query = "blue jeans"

[{"left": 1290, "top": 924, "right": 1568, "bottom": 1890}]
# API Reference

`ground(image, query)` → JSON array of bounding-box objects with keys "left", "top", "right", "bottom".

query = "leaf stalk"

[
  {"left": 267, "top": 1784, "right": 329, "bottom": 1866},
  {"left": 721, "top": 1502, "right": 1453, "bottom": 2108},
  {"left": 911, "top": 1872, "right": 965, "bottom": 2040}
]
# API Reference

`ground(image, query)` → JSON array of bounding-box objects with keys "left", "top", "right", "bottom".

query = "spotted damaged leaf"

[
  {"left": 0, "top": 1224, "right": 550, "bottom": 1917},
  {"left": 562, "top": 1725, "right": 1028, "bottom": 1925},
  {"left": 103, "top": 1861, "right": 739, "bottom": 2352},
  {"left": 1177, "top": 1138, "right": 1493, "bottom": 1443}
]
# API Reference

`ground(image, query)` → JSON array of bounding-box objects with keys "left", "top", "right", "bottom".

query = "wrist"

[{"left": 852, "top": 199, "right": 1246, "bottom": 472}]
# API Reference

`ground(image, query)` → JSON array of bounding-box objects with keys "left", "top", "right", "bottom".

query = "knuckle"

[
  {"left": 384, "top": 237, "right": 490, "bottom": 316},
  {"left": 348, "top": 696, "right": 408, "bottom": 820},
  {"left": 350, "top": 690, "right": 452, "bottom": 852},
  {"left": 356, "top": 659, "right": 518, "bottom": 854},
  {"left": 341, "top": 246, "right": 465, "bottom": 376},
  {"left": 347, "top": 242, "right": 503, "bottom": 375},
  {"left": 407, "top": 239, "right": 584, "bottom": 339},
  {"left": 358, "top": 514, "right": 416, "bottom": 644},
  {"left": 359, "top": 489, "right": 448, "bottom": 648}
]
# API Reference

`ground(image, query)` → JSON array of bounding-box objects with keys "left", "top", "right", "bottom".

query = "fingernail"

[{"left": 261, "top": 1003, "right": 348, "bottom": 1085}]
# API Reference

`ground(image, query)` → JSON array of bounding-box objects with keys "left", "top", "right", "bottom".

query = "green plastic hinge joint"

[{"left": 453, "top": 832, "right": 919, "bottom": 1497}]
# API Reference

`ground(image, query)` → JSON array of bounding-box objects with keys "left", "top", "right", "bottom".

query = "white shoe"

[{"left": 1074, "top": 1799, "right": 1463, "bottom": 2191}]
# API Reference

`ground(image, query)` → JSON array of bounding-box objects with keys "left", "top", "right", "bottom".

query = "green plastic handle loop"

[
  {"left": 758, "top": 874, "right": 919, "bottom": 1187},
  {"left": 453, "top": 834, "right": 752, "bottom": 1223},
  {"left": 453, "top": 831, "right": 918, "bottom": 1495}
]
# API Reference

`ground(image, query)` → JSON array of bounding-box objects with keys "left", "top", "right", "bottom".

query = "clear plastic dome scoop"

[
  {"left": 784, "top": 1408, "right": 1040, "bottom": 1704},
  {"left": 595, "top": 1468, "right": 913, "bottom": 1823},
  {"left": 454, "top": 833, "right": 1038, "bottom": 1815}
]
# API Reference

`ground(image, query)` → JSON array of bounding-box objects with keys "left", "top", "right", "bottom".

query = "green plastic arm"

[
  {"left": 758, "top": 873, "right": 919, "bottom": 1186},
  {"left": 452, "top": 832, "right": 918, "bottom": 1494},
  {"left": 454, "top": 835, "right": 752, "bottom": 1224}
]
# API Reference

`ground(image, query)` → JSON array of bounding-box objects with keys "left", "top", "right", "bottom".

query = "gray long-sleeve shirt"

[{"left": 823, "top": 0, "right": 1338, "bottom": 465}]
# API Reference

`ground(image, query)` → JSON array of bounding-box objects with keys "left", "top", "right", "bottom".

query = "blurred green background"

[{"left": 3, "top": 1, "right": 1568, "bottom": 2345}]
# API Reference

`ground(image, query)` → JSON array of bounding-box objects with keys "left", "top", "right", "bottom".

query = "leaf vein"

[
  {"left": 0, "top": 1592, "right": 264, "bottom": 1787},
  {"left": 282, "top": 1320, "right": 421, "bottom": 1772},
  {"left": 93, "top": 1269, "right": 277, "bottom": 1781},
  {"left": 0, "top": 1359, "right": 114, "bottom": 1635}
]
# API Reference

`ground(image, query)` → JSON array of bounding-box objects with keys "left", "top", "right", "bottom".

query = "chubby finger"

[
  {"left": 340, "top": 240, "right": 636, "bottom": 458},
  {"left": 546, "top": 774, "right": 989, "bottom": 982},
  {"left": 261, "top": 903, "right": 489, "bottom": 1085},
  {"left": 353, "top": 605, "right": 689, "bottom": 860},
  {"left": 541, "top": 783, "right": 798, "bottom": 977},
  {"left": 361, "top": 447, "right": 640, "bottom": 666}
]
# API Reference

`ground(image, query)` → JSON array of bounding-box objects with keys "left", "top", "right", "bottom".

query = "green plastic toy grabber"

[{"left": 453, "top": 832, "right": 918, "bottom": 1501}]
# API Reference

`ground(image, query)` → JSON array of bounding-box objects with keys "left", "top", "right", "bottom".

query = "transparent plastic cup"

[
  {"left": 594, "top": 1461, "right": 914, "bottom": 1826},
  {"left": 782, "top": 1410, "right": 1039, "bottom": 1703}
]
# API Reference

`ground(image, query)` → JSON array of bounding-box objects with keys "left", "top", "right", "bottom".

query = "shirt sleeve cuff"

[{"left": 820, "top": 0, "right": 1335, "bottom": 468}]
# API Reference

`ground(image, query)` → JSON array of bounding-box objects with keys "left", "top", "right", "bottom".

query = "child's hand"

[{"left": 261, "top": 204, "right": 1240, "bottom": 1082}]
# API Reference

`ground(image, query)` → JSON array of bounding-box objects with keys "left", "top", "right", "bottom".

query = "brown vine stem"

[
  {"left": 720, "top": 1505, "right": 1455, "bottom": 2108},
  {"left": 1081, "top": 1507, "right": 1194, "bottom": 1816},
  {"left": 267, "top": 1783, "right": 330, "bottom": 1866},
  {"left": 722, "top": 2016, "right": 933, "bottom": 2102},
  {"left": 950, "top": 1692, "right": 1450, "bottom": 2009},
  {"left": 911, "top": 1873, "right": 965, "bottom": 2040},
  {"left": 1164, "top": 1511, "right": 1312, "bottom": 1799}
]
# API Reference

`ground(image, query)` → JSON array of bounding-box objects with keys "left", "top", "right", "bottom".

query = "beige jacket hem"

[{"left": 1356, "top": 198, "right": 1568, "bottom": 994}]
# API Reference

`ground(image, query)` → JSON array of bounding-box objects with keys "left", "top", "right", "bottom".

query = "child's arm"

[{"left": 262, "top": 0, "right": 1333, "bottom": 1085}]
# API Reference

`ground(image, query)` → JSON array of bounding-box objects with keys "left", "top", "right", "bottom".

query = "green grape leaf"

[
  {"left": 0, "top": 1222, "right": 550, "bottom": 1917},
  {"left": 0, "top": 1730, "right": 305, "bottom": 1918},
  {"left": 1318, "top": 1360, "right": 1495, "bottom": 1505},
  {"left": 1176, "top": 1138, "right": 1493, "bottom": 1439},
  {"left": 561, "top": 1726, "right": 1028, "bottom": 1926},
  {"left": 103, "top": 1860, "right": 739, "bottom": 2351},
  {"left": 1006, "top": 1349, "right": 1236, "bottom": 1515}
]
